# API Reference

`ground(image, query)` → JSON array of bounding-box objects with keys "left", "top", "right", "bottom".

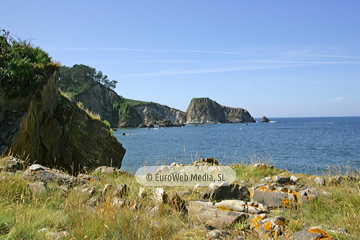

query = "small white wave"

[{"left": 269, "top": 121, "right": 277, "bottom": 123}]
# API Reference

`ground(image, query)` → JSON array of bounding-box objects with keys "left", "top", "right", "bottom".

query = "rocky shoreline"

[{"left": 1, "top": 156, "right": 358, "bottom": 239}]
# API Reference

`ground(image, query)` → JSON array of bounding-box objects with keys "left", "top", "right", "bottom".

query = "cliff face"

[
  {"left": 133, "top": 103, "right": 186, "bottom": 126},
  {"left": 185, "top": 98, "right": 255, "bottom": 124},
  {"left": 75, "top": 84, "right": 143, "bottom": 128},
  {"left": 0, "top": 71, "right": 126, "bottom": 173}
]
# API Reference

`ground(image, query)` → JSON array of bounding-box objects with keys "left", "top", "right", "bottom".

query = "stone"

[
  {"left": 186, "top": 201, "right": 249, "bottom": 229},
  {"left": 168, "top": 193, "right": 187, "bottom": 212},
  {"left": 80, "top": 186, "right": 97, "bottom": 196},
  {"left": 209, "top": 182, "right": 250, "bottom": 202},
  {"left": 314, "top": 177, "right": 326, "bottom": 186},
  {"left": 251, "top": 215, "right": 287, "bottom": 238},
  {"left": 0, "top": 112, "right": 4, "bottom": 122},
  {"left": 138, "top": 187, "right": 150, "bottom": 198},
  {"left": 112, "top": 198, "right": 127, "bottom": 208},
  {"left": 112, "top": 183, "right": 129, "bottom": 198},
  {"left": 215, "top": 200, "right": 269, "bottom": 214},
  {"left": 153, "top": 188, "right": 168, "bottom": 204},
  {"left": 290, "top": 175, "right": 299, "bottom": 182},
  {"left": 253, "top": 163, "right": 274, "bottom": 169},
  {"left": 86, "top": 197, "right": 101, "bottom": 207},
  {"left": 252, "top": 185, "right": 298, "bottom": 208},
  {"left": 102, "top": 184, "right": 113, "bottom": 195},
  {"left": 45, "top": 231, "right": 70, "bottom": 240},
  {"left": 194, "top": 157, "right": 219, "bottom": 166},
  {"left": 77, "top": 174, "right": 101, "bottom": 182},
  {"left": 0, "top": 156, "right": 27, "bottom": 171},
  {"left": 38, "top": 228, "right": 48, "bottom": 233},
  {"left": 291, "top": 227, "right": 334, "bottom": 240},
  {"left": 206, "top": 229, "right": 230, "bottom": 239},
  {"left": 146, "top": 205, "right": 160, "bottom": 217},
  {"left": 95, "top": 166, "right": 116, "bottom": 174},
  {"left": 23, "top": 164, "right": 86, "bottom": 186},
  {"left": 28, "top": 182, "right": 47, "bottom": 195},
  {"left": 273, "top": 176, "right": 296, "bottom": 185}
]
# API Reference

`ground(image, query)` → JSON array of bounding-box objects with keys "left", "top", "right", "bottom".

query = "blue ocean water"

[{"left": 115, "top": 117, "right": 360, "bottom": 175}]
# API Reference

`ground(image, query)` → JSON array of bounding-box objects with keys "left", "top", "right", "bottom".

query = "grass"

[
  {"left": 0, "top": 156, "right": 359, "bottom": 239},
  {"left": 76, "top": 101, "right": 101, "bottom": 121}
]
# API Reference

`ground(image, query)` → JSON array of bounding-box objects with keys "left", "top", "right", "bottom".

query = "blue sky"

[{"left": 2, "top": 0, "right": 359, "bottom": 117}]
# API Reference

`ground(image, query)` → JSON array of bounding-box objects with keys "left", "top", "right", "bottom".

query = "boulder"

[
  {"left": 214, "top": 200, "right": 268, "bottom": 214},
  {"left": 314, "top": 177, "right": 326, "bottom": 186},
  {"left": 291, "top": 227, "right": 335, "bottom": 240},
  {"left": 95, "top": 166, "right": 116, "bottom": 174},
  {"left": 251, "top": 215, "right": 287, "bottom": 238},
  {"left": 0, "top": 156, "right": 27, "bottom": 172},
  {"left": 209, "top": 182, "right": 250, "bottom": 202},
  {"left": 206, "top": 229, "right": 230, "bottom": 239},
  {"left": 186, "top": 201, "right": 249, "bottom": 229},
  {"left": 22, "top": 164, "right": 86, "bottom": 186},
  {"left": 252, "top": 185, "right": 297, "bottom": 208}
]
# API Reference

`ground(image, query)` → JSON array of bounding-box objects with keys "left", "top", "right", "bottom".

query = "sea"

[{"left": 114, "top": 117, "right": 360, "bottom": 175}]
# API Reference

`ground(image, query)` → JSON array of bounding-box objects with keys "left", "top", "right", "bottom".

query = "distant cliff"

[
  {"left": 185, "top": 98, "right": 255, "bottom": 124},
  {"left": 0, "top": 71, "right": 126, "bottom": 173},
  {"left": 132, "top": 102, "right": 186, "bottom": 127},
  {"left": 74, "top": 84, "right": 185, "bottom": 128},
  {"left": 75, "top": 84, "right": 143, "bottom": 128}
]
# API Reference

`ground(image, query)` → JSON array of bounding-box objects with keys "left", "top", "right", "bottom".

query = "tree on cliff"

[
  {"left": 59, "top": 64, "right": 117, "bottom": 96},
  {"left": 0, "top": 28, "right": 60, "bottom": 98}
]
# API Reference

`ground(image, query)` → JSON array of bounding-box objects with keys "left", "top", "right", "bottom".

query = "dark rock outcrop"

[
  {"left": 262, "top": 116, "right": 270, "bottom": 122},
  {"left": 0, "top": 71, "right": 126, "bottom": 173},
  {"left": 185, "top": 98, "right": 255, "bottom": 124}
]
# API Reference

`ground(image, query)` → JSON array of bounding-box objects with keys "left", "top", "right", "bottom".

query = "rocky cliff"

[
  {"left": 185, "top": 98, "right": 255, "bottom": 124},
  {"left": 75, "top": 84, "right": 143, "bottom": 128},
  {"left": 133, "top": 103, "right": 186, "bottom": 127},
  {"left": 0, "top": 71, "right": 126, "bottom": 173}
]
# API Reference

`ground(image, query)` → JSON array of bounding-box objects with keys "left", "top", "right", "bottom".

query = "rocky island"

[{"left": 185, "top": 98, "right": 255, "bottom": 124}]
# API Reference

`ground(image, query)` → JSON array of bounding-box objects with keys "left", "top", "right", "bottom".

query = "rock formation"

[
  {"left": 75, "top": 84, "right": 185, "bottom": 128},
  {"left": 262, "top": 116, "right": 270, "bottom": 122},
  {"left": 75, "top": 84, "right": 143, "bottom": 128},
  {"left": 0, "top": 71, "right": 126, "bottom": 173},
  {"left": 133, "top": 102, "right": 186, "bottom": 127},
  {"left": 185, "top": 98, "right": 255, "bottom": 124}
]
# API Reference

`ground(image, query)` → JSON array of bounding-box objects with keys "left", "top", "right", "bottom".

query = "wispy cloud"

[
  {"left": 46, "top": 47, "right": 242, "bottom": 55},
  {"left": 89, "top": 59, "right": 360, "bottom": 64},
  {"left": 301, "top": 54, "right": 360, "bottom": 59},
  {"left": 335, "top": 97, "right": 344, "bottom": 101},
  {"left": 118, "top": 64, "right": 314, "bottom": 78}
]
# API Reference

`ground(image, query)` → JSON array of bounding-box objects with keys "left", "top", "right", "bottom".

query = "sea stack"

[
  {"left": 262, "top": 116, "right": 270, "bottom": 122},
  {"left": 185, "top": 98, "right": 255, "bottom": 124}
]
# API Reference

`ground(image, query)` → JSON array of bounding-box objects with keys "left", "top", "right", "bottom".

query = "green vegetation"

[
  {"left": 0, "top": 28, "right": 60, "bottom": 98},
  {"left": 59, "top": 64, "right": 117, "bottom": 97},
  {"left": 113, "top": 102, "right": 139, "bottom": 122},
  {"left": 76, "top": 102, "right": 101, "bottom": 121},
  {"left": 124, "top": 98, "right": 155, "bottom": 107}
]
